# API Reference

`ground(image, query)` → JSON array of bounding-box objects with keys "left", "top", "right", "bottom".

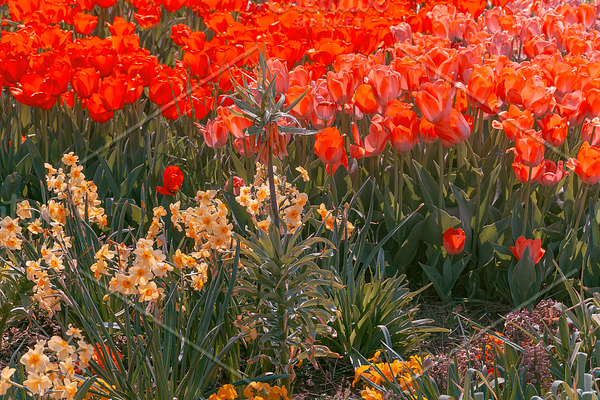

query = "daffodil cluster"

[
  {"left": 44, "top": 152, "right": 107, "bottom": 228},
  {"left": 208, "top": 381, "right": 289, "bottom": 400},
  {"left": 316, "top": 203, "right": 355, "bottom": 236},
  {"left": 2, "top": 327, "right": 92, "bottom": 399},
  {"left": 170, "top": 190, "right": 234, "bottom": 252},
  {"left": 235, "top": 163, "right": 308, "bottom": 234},
  {"left": 354, "top": 353, "right": 423, "bottom": 398}
]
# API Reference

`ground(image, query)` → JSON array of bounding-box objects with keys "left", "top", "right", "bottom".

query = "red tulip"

[
  {"left": 510, "top": 236, "right": 545, "bottom": 264},
  {"left": 582, "top": 118, "right": 600, "bottom": 146},
  {"left": 443, "top": 227, "right": 466, "bottom": 255},
  {"left": 157, "top": 166, "right": 184, "bottom": 196},
  {"left": 537, "top": 160, "right": 569, "bottom": 187}
]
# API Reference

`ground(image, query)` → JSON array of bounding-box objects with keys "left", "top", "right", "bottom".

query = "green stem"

[
  {"left": 573, "top": 183, "right": 591, "bottom": 232},
  {"left": 438, "top": 140, "right": 444, "bottom": 208},
  {"left": 268, "top": 150, "right": 282, "bottom": 234},
  {"left": 522, "top": 166, "right": 532, "bottom": 235}
]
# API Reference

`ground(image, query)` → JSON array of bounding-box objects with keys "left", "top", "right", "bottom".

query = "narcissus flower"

[
  {"left": 510, "top": 236, "right": 545, "bottom": 264},
  {"left": 157, "top": 166, "right": 184, "bottom": 195},
  {"left": 443, "top": 227, "right": 466, "bottom": 255}
]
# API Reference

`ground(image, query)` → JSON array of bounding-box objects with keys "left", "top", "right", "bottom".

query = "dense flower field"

[{"left": 3, "top": 0, "right": 600, "bottom": 398}]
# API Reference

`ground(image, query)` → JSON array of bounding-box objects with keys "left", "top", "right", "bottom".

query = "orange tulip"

[
  {"left": 183, "top": 50, "right": 210, "bottom": 78},
  {"left": 86, "top": 93, "right": 114, "bottom": 123},
  {"left": 71, "top": 68, "right": 99, "bottom": 99},
  {"left": 90, "top": 47, "right": 117, "bottom": 78},
  {"left": 218, "top": 106, "right": 253, "bottom": 138},
  {"left": 367, "top": 66, "right": 401, "bottom": 106},
  {"left": 558, "top": 90, "right": 586, "bottom": 126},
  {"left": 492, "top": 105, "right": 535, "bottom": 141},
  {"left": 509, "top": 130, "right": 545, "bottom": 167},
  {"left": 570, "top": 141, "right": 600, "bottom": 185},
  {"left": 420, "top": 117, "right": 439, "bottom": 144},
  {"left": 326, "top": 69, "right": 354, "bottom": 105},
  {"left": 520, "top": 76, "right": 555, "bottom": 117},
  {"left": 352, "top": 83, "right": 379, "bottom": 115},
  {"left": 157, "top": 166, "right": 184, "bottom": 196},
  {"left": 510, "top": 236, "right": 545, "bottom": 264},
  {"left": 466, "top": 66, "right": 501, "bottom": 114},
  {"left": 349, "top": 116, "right": 388, "bottom": 159},
  {"left": 73, "top": 12, "right": 98, "bottom": 35},
  {"left": 413, "top": 80, "right": 455, "bottom": 124},
  {"left": 435, "top": 109, "right": 472, "bottom": 147},
  {"left": 537, "top": 113, "right": 568, "bottom": 147},
  {"left": 285, "top": 85, "right": 313, "bottom": 121},
  {"left": 384, "top": 100, "right": 419, "bottom": 153},
  {"left": 587, "top": 88, "right": 600, "bottom": 119},
  {"left": 266, "top": 57, "right": 289, "bottom": 94},
  {"left": 106, "top": 16, "right": 136, "bottom": 36},
  {"left": 511, "top": 156, "right": 544, "bottom": 183},
  {"left": 148, "top": 74, "right": 184, "bottom": 105},
  {"left": 315, "top": 127, "right": 346, "bottom": 165},
  {"left": 443, "top": 227, "right": 466, "bottom": 255},
  {"left": 170, "top": 24, "right": 192, "bottom": 47},
  {"left": 98, "top": 76, "right": 127, "bottom": 111}
]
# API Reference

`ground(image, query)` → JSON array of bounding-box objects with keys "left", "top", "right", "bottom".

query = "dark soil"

[
  {"left": 291, "top": 358, "right": 362, "bottom": 400},
  {"left": 0, "top": 313, "right": 61, "bottom": 369}
]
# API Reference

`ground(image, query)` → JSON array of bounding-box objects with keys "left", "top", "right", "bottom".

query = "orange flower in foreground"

[
  {"left": 443, "top": 227, "right": 466, "bottom": 255},
  {"left": 510, "top": 236, "right": 545, "bottom": 264},
  {"left": 157, "top": 166, "right": 184, "bottom": 196},
  {"left": 352, "top": 84, "right": 379, "bottom": 115},
  {"left": 315, "top": 127, "right": 345, "bottom": 166},
  {"left": 384, "top": 100, "right": 419, "bottom": 153},
  {"left": 569, "top": 141, "right": 600, "bottom": 185},
  {"left": 434, "top": 109, "right": 472, "bottom": 147},
  {"left": 73, "top": 12, "right": 98, "bottom": 35},
  {"left": 510, "top": 130, "right": 545, "bottom": 167},
  {"left": 92, "top": 344, "right": 122, "bottom": 373},
  {"left": 511, "top": 156, "right": 544, "bottom": 183},
  {"left": 537, "top": 113, "right": 568, "bottom": 147},
  {"left": 349, "top": 117, "right": 388, "bottom": 159},
  {"left": 413, "top": 80, "right": 454, "bottom": 124},
  {"left": 492, "top": 105, "right": 534, "bottom": 141}
]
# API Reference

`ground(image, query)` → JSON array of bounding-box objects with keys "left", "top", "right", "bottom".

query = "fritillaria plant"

[{"left": 224, "top": 52, "right": 314, "bottom": 233}]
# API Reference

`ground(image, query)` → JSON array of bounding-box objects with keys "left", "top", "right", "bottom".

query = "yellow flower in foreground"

[
  {"left": 361, "top": 387, "right": 383, "bottom": 400},
  {"left": 20, "top": 343, "right": 50, "bottom": 373},
  {"left": 23, "top": 372, "right": 53, "bottom": 396},
  {"left": 0, "top": 367, "right": 16, "bottom": 395},
  {"left": 209, "top": 384, "right": 238, "bottom": 400},
  {"left": 295, "top": 166, "right": 310, "bottom": 181}
]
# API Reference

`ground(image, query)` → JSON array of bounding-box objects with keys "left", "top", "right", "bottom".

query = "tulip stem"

[
  {"left": 438, "top": 140, "right": 444, "bottom": 208},
  {"left": 522, "top": 166, "right": 532, "bottom": 235},
  {"left": 573, "top": 183, "right": 590, "bottom": 232}
]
